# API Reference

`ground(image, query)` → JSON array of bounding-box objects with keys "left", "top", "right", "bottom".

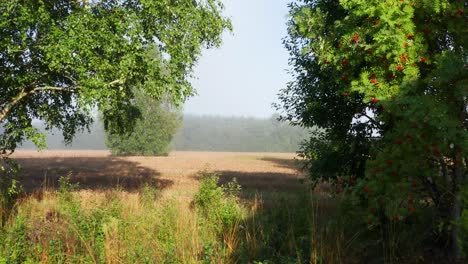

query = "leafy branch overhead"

[{"left": 0, "top": 0, "right": 231, "bottom": 154}]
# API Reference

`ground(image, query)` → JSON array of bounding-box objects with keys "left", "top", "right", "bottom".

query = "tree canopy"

[
  {"left": 0, "top": 0, "right": 231, "bottom": 155},
  {"left": 279, "top": 0, "right": 466, "bottom": 259}
]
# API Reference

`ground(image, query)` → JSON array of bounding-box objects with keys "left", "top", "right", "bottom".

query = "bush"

[
  {"left": 0, "top": 216, "right": 30, "bottom": 263},
  {"left": 194, "top": 171, "right": 243, "bottom": 232},
  {"left": 106, "top": 88, "right": 181, "bottom": 156},
  {"left": 0, "top": 159, "right": 22, "bottom": 225}
]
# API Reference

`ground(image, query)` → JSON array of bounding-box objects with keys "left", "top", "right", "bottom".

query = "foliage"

[
  {"left": 0, "top": 0, "right": 231, "bottom": 155},
  {"left": 279, "top": 0, "right": 467, "bottom": 259},
  {"left": 194, "top": 171, "right": 244, "bottom": 233},
  {"left": 0, "top": 172, "right": 246, "bottom": 263},
  {"left": 0, "top": 170, "right": 354, "bottom": 263},
  {"left": 106, "top": 88, "right": 182, "bottom": 156},
  {"left": 0, "top": 216, "right": 30, "bottom": 263},
  {"left": 0, "top": 159, "right": 22, "bottom": 225}
]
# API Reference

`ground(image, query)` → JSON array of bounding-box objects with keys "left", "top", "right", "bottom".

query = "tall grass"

[{"left": 0, "top": 172, "right": 353, "bottom": 263}]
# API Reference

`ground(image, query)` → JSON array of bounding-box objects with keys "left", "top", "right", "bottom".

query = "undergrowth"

[{"left": 0, "top": 171, "right": 356, "bottom": 263}]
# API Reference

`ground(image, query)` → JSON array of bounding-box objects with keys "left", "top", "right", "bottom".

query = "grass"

[
  {"left": 4, "top": 151, "right": 458, "bottom": 263},
  {"left": 0, "top": 169, "right": 358, "bottom": 264}
]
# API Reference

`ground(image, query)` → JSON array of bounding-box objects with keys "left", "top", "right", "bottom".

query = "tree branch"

[
  {"left": 0, "top": 86, "right": 76, "bottom": 123},
  {"left": 359, "top": 112, "right": 381, "bottom": 127},
  {"left": 0, "top": 79, "right": 123, "bottom": 124}
]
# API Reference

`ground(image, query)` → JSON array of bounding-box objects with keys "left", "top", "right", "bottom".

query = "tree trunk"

[{"left": 450, "top": 154, "right": 464, "bottom": 261}]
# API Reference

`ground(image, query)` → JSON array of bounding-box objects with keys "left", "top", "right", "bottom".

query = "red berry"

[
  {"left": 456, "top": 9, "right": 464, "bottom": 16},
  {"left": 407, "top": 197, "right": 414, "bottom": 203},
  {"left": 337, "top": 44, "right": 342, "bottom": 48},
  {"left": 411, "top": 182, "right": 417, "bottom": 188},
  {"left": 391, "top": 171, "right": 398, "bottom": 177},
  {"left": 341, "top": 75, "right": 347, "bottom": 80},
  {"left": 402, "top": 43, "right": 408, "bottom": 48},
  {"left": 370, "top": 97, "right": 378, "bottom": 104},
  {"left": 396, "top": 138, "right": 403, "bottom": 145},
  {"left": 389, "top": 73, "right": 395, "bottom": 79},
  {"left": 342, "top": 58, "right": 348, "bottom": 64},
  {"left": 370, "top": 78, "right": 378, "bottom": 84},
  {"left": 423, "top": 28, "right": 430, "bottom": 35},
  {"left": 324, "top": 58, "right": 330, "bottom": 63},
  {"left": 363, "top": 186, "right": 370, "bottom": 193},
  {"left": 343, "top": 92, "right": 350, "bottom": 97},
  {"left": 433, "top": 149, "right": 440, "bottom": 156},
  {"left": 366, "top": 49, "right": 373, "bottom": 54},
  {"left": 397, "top": 65, "right": 404, "bottom": 71},
  {"left": 408, "top": 206, "right": 415, "bottom": 212},
  {"left": 393, "top": 215, "right": 400, "bottom": 221},
  {"left": 399, "top": 54, "right": 408, "bottom": 62},
  {"left": 406, "top": 133, "right": 412, "bottom": 139},
  {"left": 406, "top": 34, "right": 413, "bottom": 39},
  {"left": 374, "top": 20, "right": 381, "bottom": 26},
  {"left": 420, "top": 57, "right": 427, "bottom": 63},
  {"left": 386, "top": 159, "right": 393, "bottom": 165},
  {"left": 352, "top": 33, "right": 360, "bottom": 43}
]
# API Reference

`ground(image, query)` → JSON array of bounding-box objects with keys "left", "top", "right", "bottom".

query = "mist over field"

[{"left": 20, "top": 115, "right": 310, "bottom": 153}]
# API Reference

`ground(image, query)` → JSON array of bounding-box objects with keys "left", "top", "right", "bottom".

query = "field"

[
  {"left": 3, "top": 150, "right": 344, "bottom": 263},
  {"left": 13, "top": 150, "right": 305, "bottom": 197},
  {"left": 2, "top": 152, "right": 447, "bottom": 263}
]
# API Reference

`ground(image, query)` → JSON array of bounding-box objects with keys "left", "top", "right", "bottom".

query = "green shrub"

[
  {"left": 0, "top": 216, "right": 31, "bottom": 263},
  {"left": 47, "top": 176, "right": 124, "bottom": 262},
  {"left": 0, "top": 159, "right": 22, "bottom": 225},
  {"left": 194, "top": 171, "right": 243, "bottom": 232},
  {"left": 106, "top": 88, "right": 182, "bottom": 156}
]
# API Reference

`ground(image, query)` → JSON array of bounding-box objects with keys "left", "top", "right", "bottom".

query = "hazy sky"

[{"left": 184, "top": 0, "right": 292, "bottom": 118}]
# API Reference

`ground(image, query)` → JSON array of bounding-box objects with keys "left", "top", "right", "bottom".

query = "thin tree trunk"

[
  {"left": 451, "top": 189, "right": 461, "bottom": 260},
  {"left": 451, "top": 154, "right": 464, "bottom": 261}
]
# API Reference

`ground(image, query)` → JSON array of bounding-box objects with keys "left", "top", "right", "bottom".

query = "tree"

[
  {"left": 105, "top": 88, "right": 181, "bottom": 156},
  {"left": 278, "top": 0, "right": 466, "bottom": 259},
  {"left": 0, "top": 0, "right": 231, "bottom": 155}
]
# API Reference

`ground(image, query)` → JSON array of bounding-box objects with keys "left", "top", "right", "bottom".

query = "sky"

[{"left": 184, "top": 0, "right": 292, "bottom": 118}]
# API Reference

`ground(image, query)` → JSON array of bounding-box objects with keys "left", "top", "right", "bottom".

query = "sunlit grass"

[{"left": 0, "top": 172, "right": 353, "bottom": 263}]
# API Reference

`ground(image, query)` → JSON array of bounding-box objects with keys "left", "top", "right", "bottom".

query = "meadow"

[
  {"left": 2, "top": 151, "right": 458, "bottom": 263},
  {"left": 1, "top": 150, "right": 354, "bottom": 263}
]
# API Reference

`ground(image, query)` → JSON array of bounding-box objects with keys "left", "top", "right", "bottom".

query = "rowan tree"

[{"left": 279, "top": 0, "right": 467, "bottom": 259}]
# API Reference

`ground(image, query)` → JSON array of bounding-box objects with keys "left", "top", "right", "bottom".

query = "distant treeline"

[
  {"left": 20, "top": 114, "right": 310, "bottom": 153},
  {"left": 173, "top": 115, "right": 310, "bottom": 152}
]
